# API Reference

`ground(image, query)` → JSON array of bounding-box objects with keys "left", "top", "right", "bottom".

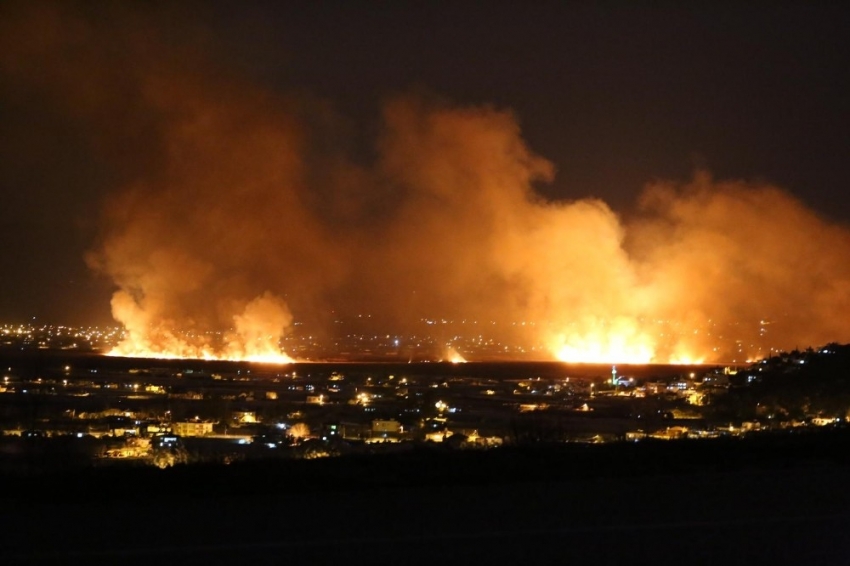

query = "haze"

[{"left": 1, "top": 2, "right": 849, "bottom": 363}]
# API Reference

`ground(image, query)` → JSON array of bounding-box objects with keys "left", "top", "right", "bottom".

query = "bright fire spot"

[
  {"left": 546, "top": 316, "right": 716, "bottom": 364},
  {"left": 107, "top": 344, "right": 294, "bottom": 364},
  {"left": 553, "top": 342, "right": 653, "bottom": 364},
  {"left": 239, "top": 352, "right": 294, "bottom": 364},
  {"left": 446, "top": 347, "right": 467, "bottom": 364},
  {"left": 551, "top": 338, "right": 708, "bottom": 365},
  {"left": 549, "top": 325, "right": 655, "bottom": 364},
  {"left": 107, "top": 291, "right": 294, "bottom": 364},
  {"left": 669, "top": 355, "right": 706, "bottom": 365}
]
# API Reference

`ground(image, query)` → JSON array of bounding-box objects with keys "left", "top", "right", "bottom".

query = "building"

[
  {"left": 172, "top": 420, "right": 214, "bottom": 437},
  {"left": 232, "top": 411, "right": 259, "bottom": 424},
  {"left": 372, "top": 419, "right": 402, "bottom": 434}
]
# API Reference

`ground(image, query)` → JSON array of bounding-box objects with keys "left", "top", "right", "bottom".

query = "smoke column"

[{"left": 4, "top": 2, "right": 850, "bottom": 362}]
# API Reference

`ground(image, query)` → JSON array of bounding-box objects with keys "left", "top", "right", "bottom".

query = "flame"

[
  {"left": 669, "top": 354, "right": 706, "bottom": 365},
  {"left": 552, "top": 340, "right": 654, "bottom": 364},
  {"left": 446, "top": 347, "right": 467, "bottom": 364},
  {"left": 550, "top": 332, "right": 710, "bottom": 365},
  {"left": 107, "top": 339, "right": 294, "bottom": 364},
  {"left": 549, "top": 330, "right": 712, "bottom": 365},
  {"left": 107, "top": 291, "right": 295, "bottom": 364},
  {"left": 548, "top": 317, "right": 655, "bottom": 364}
]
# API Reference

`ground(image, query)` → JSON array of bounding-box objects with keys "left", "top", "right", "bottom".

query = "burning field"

[{"left": 3, "top": 3, "right": 850, "bottom": 364}]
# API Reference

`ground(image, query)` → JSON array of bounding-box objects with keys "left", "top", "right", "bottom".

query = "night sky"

[{"left": 1, "top": 1, "right": 849, "bottom": 326}]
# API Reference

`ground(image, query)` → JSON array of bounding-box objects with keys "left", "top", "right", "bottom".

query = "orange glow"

[
  {"left": 545, "top": 318, "right": 715, "bottom": 364},
  {"left": 67, "top": 41, "right": 850, "bottom": 364},
  {"left": 446, "top": 347, "right": 467, "bottom": 364},
  {"left": 551, "top": 338, "right": 654, "bottom": 364},
  {"left": 107, "top": 291, "right": 294, "bottom": 363},
  {"left": 551, "top": 341, "right": 710, "bottom": 365},
  {"left": 669, "top": 355, "right": 706, "bottom": 365},
  {"left": 548, "top": 318, "right": 655, "bottom": 364},
  {"left": 107, "top": 342, "right": 294, "bottom": 364}
]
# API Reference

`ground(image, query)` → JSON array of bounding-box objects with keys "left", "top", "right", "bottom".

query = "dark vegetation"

[
  {"left": 5, "top": 425, "right": 850, "bottom": 507},
  {"left": 714, "top": 343, "right": 850, "bottom": 420}
]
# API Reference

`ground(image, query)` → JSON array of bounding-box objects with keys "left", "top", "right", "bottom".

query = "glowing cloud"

[
  {"left": 5, "top": 3, "right": 850, "bottom": 364},
  {"left": 445, "top": 347, "right": 467, "bottom": 364}
]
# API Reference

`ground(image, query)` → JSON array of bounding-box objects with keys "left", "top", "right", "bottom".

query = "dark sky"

[{"left": 1, "top": 1, "right": 849, "bottom": 326}]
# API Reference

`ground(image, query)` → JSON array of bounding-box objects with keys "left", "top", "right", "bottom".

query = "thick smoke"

[
  {"left": 4, "top": 2, "right": 850, "bottom": 362},
  {"left": 628, "top": 175, "right": 850, "bottom": 358}
]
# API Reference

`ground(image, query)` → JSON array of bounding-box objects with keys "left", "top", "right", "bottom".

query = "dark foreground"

[
  {"left": 3, "top": 468, "right": 849, "bottom": 566},
  {"left": 2, "top": 467, "right": 848, "bottom": 565},
  {"left": 3, "top": 431, "right": 850, "bottom": 565}
]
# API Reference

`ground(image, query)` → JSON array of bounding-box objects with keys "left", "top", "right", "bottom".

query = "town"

[{"left": 2, "top": 322, "right": 848, "bottom": 474}]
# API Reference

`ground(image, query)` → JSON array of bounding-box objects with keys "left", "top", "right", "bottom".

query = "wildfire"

[
  {"left": 550, "top": 334, "right": 714, "bottom": 365},
  {"left": 549, "top": 333, "right": 714, "bottom": 365},
  {"left": 446, "top": 347, "right": 467, "bottom": 364},
  {"left": 548, "top": 318, "right": 656, "bottom": 364},
  {"left": 106, "top": 291, "right": 295, "bottom": 363},
  {"left": 552, "top": 342, "right": 654, "bottom": 364},
  {"left": 107, "top": 340, "right": 294, "bottom": 364},
  {"left": 669, "top": 354, "right": 706, "bottom": 365}
]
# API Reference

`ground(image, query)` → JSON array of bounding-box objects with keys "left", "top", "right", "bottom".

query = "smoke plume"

[{"left": 4, "top": 2, "right": 850, "bottom": 362}]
